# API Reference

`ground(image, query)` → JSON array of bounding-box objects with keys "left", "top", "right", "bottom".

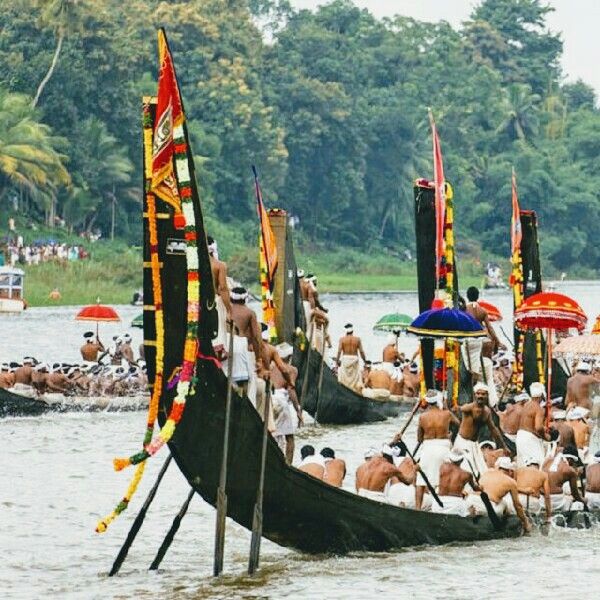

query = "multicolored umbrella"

[
  {"left": 407, "top": 307, "right": 487, "bottom": 340},
  {"left": 479, "top": 300, "right": 502, "bottom": 322},
  {"left": 131, "top": 313, "right": 143, "bottom": 329},
  {"left": 75, "top": 301, "right": 120, "bottom": 336},
  {"left": 553, "top": 335, "right": 600, "bottom": 359},
  {"left": 514, "top": 291, "right": 587, "bottom": 332},
  {"left": 373, "top": 312, "right": 413, "bottom": 333},
  {"left": 592, "top": 315, "right": 600, "bottom": 335}
]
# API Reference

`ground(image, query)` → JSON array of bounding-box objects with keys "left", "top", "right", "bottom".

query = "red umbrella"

[
  {"left": 75, "top": 302, "right": 121, "bottom": 336},
  {"left": 479, "top": 300, "right": 502, "bottom": 322},
  {"left": 514, "top": 291, "right": 587, "bottom": 427}
]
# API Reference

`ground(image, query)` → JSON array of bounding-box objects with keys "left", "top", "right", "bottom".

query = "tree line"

[{"left": 1, "top": 0, "right": 599, "bottom": 273}]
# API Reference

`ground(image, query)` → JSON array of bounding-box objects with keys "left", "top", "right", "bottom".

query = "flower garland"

[{"left": 259, "top": 234, "right": 278, "bottom": 342}]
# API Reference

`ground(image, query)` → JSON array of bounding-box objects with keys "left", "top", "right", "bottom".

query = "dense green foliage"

[{"left": 1, "top": 0, "right": 599, "bottom": 274}]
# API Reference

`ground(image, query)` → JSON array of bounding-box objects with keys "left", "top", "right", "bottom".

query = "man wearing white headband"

[
  {"left": 80, "top": 330, "right": 104, "bottom": 362},
  {"left": 432, "top": 449, "right": 475, "bottom": 517},
  {"left": 415, "top": 389, "right": 460, "bottom": 510},
  {"left": 566, "top": 407, "right": 591, "bottom": 462},
  {"left": 402, "top": 362, "right": 420, "bottom": 398},
  {"left": 335, "top": 323, "right": 367, "bottom": 393},
  {"left": 310, "top": 306, "right": 331, "bottom": 352},
  {"left": 515, "top": 382, "right": 547, "bottom": 468},
  {"left": 565, "top": 359, "right": 599, "bottom": 414},
  {"left": 13, "top": 357, "right": 36, "bottom": 388},
  {"left": 585, "top": 450, "right": 600, "bottom": 509},
  {"left": 453, "top": 382, "right": 506, "bottom": 477},
  {"left": 515, "top": 457, "right": 552, "bottom": 519},
  {"left": 380, "top": 333, "right": 401, "bottom": 376},
  {"left": 499, "top": 391, "right": 528, "bottom": 444},
  {"left": 207, "top": 235, "right": 232, "bottom": 357},
  {"left": 0, "top": 364, "right": 16, "bottom": 390},
  {"left": 120, "top": 333, "right": 135, "bottom": 365},
  {"left": 362, "top": 362, "right": 392, "bottom": 401},
  {"left": 544, "top": 444, "right": 587, "bottom": 512},
  {"left": 298, "top": 270, "right": 313, "bottom": 337}
]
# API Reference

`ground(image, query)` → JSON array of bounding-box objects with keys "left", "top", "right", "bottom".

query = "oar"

[
  {"left": 299, "top": 324, "right": 315, "bottom": 408},
  {"left": 390, "top": 396, "right": 421, "bottom": 444},
  {"left": 397, "top": 440, "right": 443, "bottom": 508},
  {"left": 462, "top": 456, "right": 504, "bottom": 531},
  {"left": 149, "top": 487, "right": 195, "bottom": 571},
  {"left": 313, "top": 326, "right": 327, "bottom": 423},
  {"left": 248, "top": 379, "right": 272, "bottom": 575},
  {"left": 213, "top": 320, "right": 236, "bottom": 577},
  {"left": 108, "top": 453, "right": 173, "bottom": 576},
  {"left": 500, "top": 326, "right": 515, "bottom": 349}
]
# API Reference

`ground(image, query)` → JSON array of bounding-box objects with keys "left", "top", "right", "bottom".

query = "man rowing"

[
  {"left": 208, "top": 235, "right": 232, "bottom": 357},
  {"left": 355, "top": 445, "right": 413, "bottom": 496},
  {"left": 432, "top": 449, "right": 477, "bottom": 517},
  {"left": 585, "top": 451, "right": 600, "bottom": 509},
  {"left": 415, "top": 389, "right": 459, "bottom": 510},
  {"left": 386, "top": 444, "right": 419, "bottom": 508},
  {"left": 0, "top": 364, "right": 15, "bottom": 389},
  {"left": 297, "top": 445, "right": 325, "bottom": 479},
  {"left": 565, "top": 361, "right": 599, "bottom": 411},
  {"left": 480, "top": 440, "right": 507, "bottom": 469},
  {"left": 550, "top": 410, "right": 576, "bottom": 448},
  {"left": 516, "top": 382, "right": 548, "bottom": 468},
  {"left": 381, "top": 334, "right": 401, "bottom": 374},
  {"left": 567, "top": 407, "right": 591, "bottom": 460},
  {"left": 543, "top": 445, "right": 587, "bottom": 512},
  {"left": 453, "top": 383, "right": 506, "bottom": 476},
  {"left": 80, "top": 331, "right": 104, "bottom": 362},
  {"left": 515, "top": 457, "right": 551, "bottom": 520},
  {"left": 363, "top": 367, "right": 391, "bottom": 400},
  {"left": 402, "top": 362, "right": 420, "bottom": 398},
  {"left": 473, "top": 456, "right": 531, "bottom": 532},
  {"left": 335, "top": 323, "right": 367, "bottom": 393},
  {"left": 499, "top": 392, "right": 528, "bottom": 443},
  {"left": 321, "top": 447, "right": 346, "bottom": 487},
  {"left": 14, "top": 357, "right": 36, "bottom": 386}
]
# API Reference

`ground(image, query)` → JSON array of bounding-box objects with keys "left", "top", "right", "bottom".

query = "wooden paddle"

[
  {"left": 213, "top": 320, "right": 235, "bottom": 577},
  {"left": 313, "top": 326, "right": 328, "bottom": 423},
  {"left": 397, "top": 440, "right": 443, "bottom": 508},
  {"left": 248, "top": 379, "right": 272, "bottom": 575},
  {"left": 462, "top": 456, "right": 504, "bottom": 531},
  {"left": 299, "top": 325, "right": 315, "bottom": 409}
]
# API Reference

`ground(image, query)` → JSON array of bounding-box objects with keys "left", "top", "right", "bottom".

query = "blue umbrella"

[{"left": 407, "top": 308, "right": 487, "bottom": 339}]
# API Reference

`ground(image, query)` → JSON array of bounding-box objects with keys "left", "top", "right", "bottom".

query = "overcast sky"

[{"left": 290, "top": 1, "right": 600, "bottom": 94}]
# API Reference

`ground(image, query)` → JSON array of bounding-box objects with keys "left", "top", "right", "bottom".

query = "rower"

[
  {"left": 382, "top": 333, "right": 401, "bottom": 374},
  {"left": 31, "top": 363, "right": 48, "bottom": 395},
  {"left": 549, "top": 410, "right": 575, "bottom": 448},
  {"left": 355, "top": 444, "right": 413, "bottom": 495},
  {"left": 471, "top": 457, "right": 531, "bottom": 532},
  {"left": 0, "top": 364, "right": 15, "bottom": 389},
  {"left": 565, "top": 361, "right": 599, "bottom": 412},
  {"left": 389, "top": 360, "right": 404, "bottom": 400},
  {"left": 433, "top": 450, "right": 477, "bottom": 517},
  {"left": 361, "top": 360, "right": 372, "bottom": 387},
  {"left": 80, "top": 331, "right": 104, "bottom": 362},
  {"left": 499, "top": 391, "right": 528, "bottom": 443},
  {"left": 567, "top": 407, "right": 591, "bottom": 461},
  {"left": 516, "top": 382, "right": 549, "bottom": 468},
  {"left": 515, "top": 457, "right": 552, "bottom": 520},
  {"left": 415, "top": 390, "right": 460, "bottom": 510},
  {"left": 585, "top": 450, "right": 600, "bottom": 509},
  {"left": 297, "top": 445, "right": 325, "bottom": 480},
  {"left": 543, "top": 445, "right": 587, "bottom": 512},
  {"left": 321, "top": 447, "right": 346, "bottom": 487},
  {"left": 13, "top": 357, "right": 36, "bottom": 386},
  {"left": 386, "top": 443, "right": 419, "bottom": 508},
  {"left": 479, "top": 441, "right": 507, "bottom": 469},
  {"left": 120, "top": 333, "right": 135, "bottom": 365},
  {"left": 207, "top": 235, "right": 232, "bottom": 358},
  {"left": 402, "top": 362, "right": 420, "bottom": 398},
  {"left": 453, "top": 383, "right": 506, "bottom": 476},
  {"left": 363, "top": 366, "right": 391, "bottom": 400},
  {"left": 45, "top": 364, "right": 72, "bottom": 393},
  {"left": 335, "top": 323, "right": 367, "bottom": 393}
]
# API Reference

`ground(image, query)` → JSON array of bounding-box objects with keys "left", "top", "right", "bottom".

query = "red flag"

[
  {"left": 429, "top": 110, "right": 446, "bottom": 283},
  {"left": 151, "top": 29, "right": 184, "bottom": 213},
  {"left": 253, "top": 166, "right": 278, "bottom": 287},
  {"left": 511, "top": 168, "right": 522, "bottom": 256}
]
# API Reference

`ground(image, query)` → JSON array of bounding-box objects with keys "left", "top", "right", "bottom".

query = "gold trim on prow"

[
  {"left": 143, "top": 305, "right": 156, "bottom": 311},
  {"left": 143, "top": 261, "right": 163, "bottom": 268},
  {"left": 143, "top": 212, "right": 170, "bottom": 219},
  {"left": 144, "top": 340, "right": 158, "bottom": 347}
]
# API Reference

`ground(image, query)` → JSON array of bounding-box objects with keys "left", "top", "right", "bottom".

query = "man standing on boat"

[
  {"left": 335, "top": 323, "right": 367, "bottom": 393},
  {"left": 208, "top": 236, "right": 232, "bottom": 358},
  {"left": 453, "top": 383, "right": 506, "bottom": 476},
  {"left": 565, "top": 361, "right": 599, "bottom": 412},
  {"left": 381, "top": 333, "right": 401, "bottom": 375},
  {"left": 415, "top": 390, "right": 460, "bottom": 509},
  {"left": 516, "top": 382, "right": 548, "bottom": 468},
  {"left": 499, "top": 392, "right": 528, "bottom": 443},
  {"left": 80, "top": 331, "right": 104, "bottom": 362},
  {"left": 543, "top": 445, "right": 587, "bottom": 512},
  {"left": 298, "top": 269, "right": 312, "bottom": 336}
]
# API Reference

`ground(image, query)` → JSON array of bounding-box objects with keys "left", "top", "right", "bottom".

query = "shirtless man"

[
  {"left": 335, "top": 323, "right": 367, "bottom": 392},
  {"left": 543, "top": 445, "right": 587, "bottom": 512},
  {"left": 355, "top": 446, "right": 413, "bottom": 493},
  {"left": 321, "top": 447, "right": 346, "bottom": 487},
  {"left": 306, "top": 274, "right": 324, "bottom": 312},
  {"left": 567, "top": 407, "right": 591, "bottom": 455},
  {"left": 565, "top": 361, "right": 600, "bottom": 411},
  {"left": 80, "top": 331, "right": 104, "bottom": 362},
  {"left": 0, "top": 365, "right": 15, "bottom": 389},
  {"left": 464, "top": 286, "right": 504, "bottom": 356},
  {"left": 361, "top": 360, "right": 372, "bottom": 386},
  {"left": 480, "top": 441, "right": 508, "bottom": 469},
  {"left": 45, "top": 366, "right": 72, "bottom": 394},
  {"left": 14, "top": 357, "right": 35, "bottom": 386},
  {"left": 516, "top": 382, "right": 549, "bottom": 467},
  {"left": 402, "top": 363, "right": 420, "bottom": 398},
  {"left": 515, "top": 457, "right": 551, "bottom": 520},
  {"left": 297, "top": 445, "right": 325, "bottom": 480},
  {"left": 585, "top": 451, "right": 600, "bottom": 509},
  {"left": 363, "top": 368, "right": 391, "bottom": 399},
  {"left": 433, "top": 450, "right": 478, "bottom": 516},
  {"left": 475, "top": 457, "right": 531, "bottom": 532},
  {"left": 310, "top": 306, "right": 331, "bottom": 351},
  {"left": 415, "top": 390, "right": 460, "bottom": 509},
  {"left": 389, "top": 360, "right": 404, "bottom": 398},
  {"left": 499, "top": 392, "right": 528, "bottom": 443},
  {"left": 550, "top": 410, "right": 576, "bottom": 448},
  {"left": 454, "top": 383, "right": 506, "bottom": 476},
  {"left": 298, "top": 269, "right": 312, "bottom": 334},
  {"left": 207, "top": 235, "right": 232, "bottom": 355},
  {"left": 382, "top": 334, "right": 401, "bottom": 372},
  {"left": 120, "top": 334, "right": 135, "bottom": 365},
  {"left": 31, "top": 363, "right": 48, "bottom": 395}
]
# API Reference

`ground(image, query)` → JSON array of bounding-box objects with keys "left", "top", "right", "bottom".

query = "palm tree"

[
  {"left": 497, "top": 83, "right": 541, "bottom": 142},
  {"left": 0, "top": 88, "right": 70, "bottom": 222},
  {"left": 32, "top": 0, "right": 87, "bottom": 108}
]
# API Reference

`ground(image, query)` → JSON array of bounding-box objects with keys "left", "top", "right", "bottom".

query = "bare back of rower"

[
  {"left": 565, "top": 373, "right": 598, "bottom": 410},
  {"left": 552, "top": 421, "right": 576, "bottom": 447},
  {"left": 365, "top": 369, "right": 391, "bottom": 390},
  {"left": 14, "top": 365, "right": 33, "bottom": 386},
  {"left": 586, "top": 463, "right": 600, "bottom": 493},
  {"left": 299, "top": 278, "right": 309, "bottom": 301},
  {"left": 516, "top": 466, "right": 550, "bottom": 499},
  {"left": 570, "top": 420, "right": 590, "bottom": 449},
  {"left": 382, "top": 344, "right": 400, "bottom": 363},
  {"left": 230, "top": 302, "right": 262, "bottom": 357},
  {"left": 518, "top": 401, "right": 545, "bottom": 437},
  {"left": 355, "top": 456, "right": 410, "bottom": 492},
  {"left": 438, "top": 462, "right": 474, "bottom": 497},
  {"left": 209, "top": 255, "right": 232, "bottom": 313},
  {"left": 338, "top": 335, "right": 364, "bottom": 358},
  {"left": 500, "top": 403, "right": 523, "bottom": 435},
  {"left": 298, "top": 462, "right": 324, "bottom": 479},
  {"left": 324, "top": 458, "right": 346, "bottom": 487},
  {"left": 419, "top": 408, "right": 458, "bottom": 440}
]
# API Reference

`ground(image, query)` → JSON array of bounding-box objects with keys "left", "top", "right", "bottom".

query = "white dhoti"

[
  {"left": 516, "top": 429, "right": 545, "bottom": 468},
  {"left": 273, "top": 388, "right": 297, "bottom": 437},
  {"left": 504, "top": 432, "right": 517, "bottom": 444},
  {"left": 312, "top": 325, "right": 325, "bottom": 352},
  {"left": 431, "top": 495, "right": 469, "bottom": 517},
  {"left": 247, "top": 350, "right": 257, "bottom": 406},
  {"left": 416, "top": 438, "right": 451, "bottom": 487},
  {"left": 362, "top": 388, "right": 391, "bottom": 400},
  {"left": 518, "top": 493, "right": 541, "bottom": 514},
  {"left": 303, "top": 300, "right": 312, "bottom": 336},
  {"left": 358, "top": 488, "right": 388, "bottom": 504},
  {"left": 385, "top": 483, "right": 417, "bottom": 509},
  {"left": 585, "top": 491, "right": 600, "bottom": 509},
  {"left": 223, "top": 334, "right": 249, "bottom": 384},
  {"left": 462, "top": 339, "right": 483, "bottom": 375},
  {"left": 482, "top": 357, "right": 498, "bottom": 407},
  {"left": 255, "top": 377, "right": 275, "bottom": 433},
  {"left": 453, "top": 434, "right": 488, "bottom": 477},
  {"left": 550, "top": 493, "right": 572, "bottom": 512},
  {"left": 380, "top": 362, "right": 395, "bottom": 376},
  {"left": 213, "top": 295, "right": 227, "bottom": 349},
  {"left": 466, "top": 493, "right": 510, "bottom": 517},
  {"left": 338, "top": 355, "right": 362, "bottom": 391}
]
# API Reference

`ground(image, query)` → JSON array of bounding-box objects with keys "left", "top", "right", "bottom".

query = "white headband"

[
  {"left": 473, "top": 382, "right": 489, "bottom": 394},
  {"left": 207, "top": 241, "right": 218, "bottom": 255},
  {"left": 230, "top": 290, "right": 248, "bottom": 302}
]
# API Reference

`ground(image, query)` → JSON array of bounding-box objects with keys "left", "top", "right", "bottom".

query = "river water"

[{"left": 1, "top": 284, "right": 599, "bottom": 599}]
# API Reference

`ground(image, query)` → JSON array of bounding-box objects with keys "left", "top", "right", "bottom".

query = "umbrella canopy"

[
  {"left": 407, "top": 308, "right": 487, "bottom": 339},
  {"left": 479, "top": 300, "right": 502, "bottom": 322},
  {"left": 592, "top": 315, "right": 600, "bottom": 335},
  {"left": 131, "top": 313, "right": 143, "bottom": 328},
  {"left": 373, "top": 313, "right": 413, "bottom": 332},
  {"left": 514, "top": 291, "right": 587, "bottom": 332},
  {"left": 553, "top": 334, "right": 600, "bottom": 359},
  {"left": 75, "top": 304, "right": 121, "bottom": 322}
]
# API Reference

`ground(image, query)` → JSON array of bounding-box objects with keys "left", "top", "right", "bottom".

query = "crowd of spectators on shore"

[{"left": 0, "top": 240, "right": 90, "bottom": 267}]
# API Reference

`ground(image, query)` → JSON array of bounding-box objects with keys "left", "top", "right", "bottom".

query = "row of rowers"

[
  {"left": 329, "top": 383, "right": 600, "bottom": 531},
  {"left": 0, "top": 358, "right": 147, "bottom": 397}
]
